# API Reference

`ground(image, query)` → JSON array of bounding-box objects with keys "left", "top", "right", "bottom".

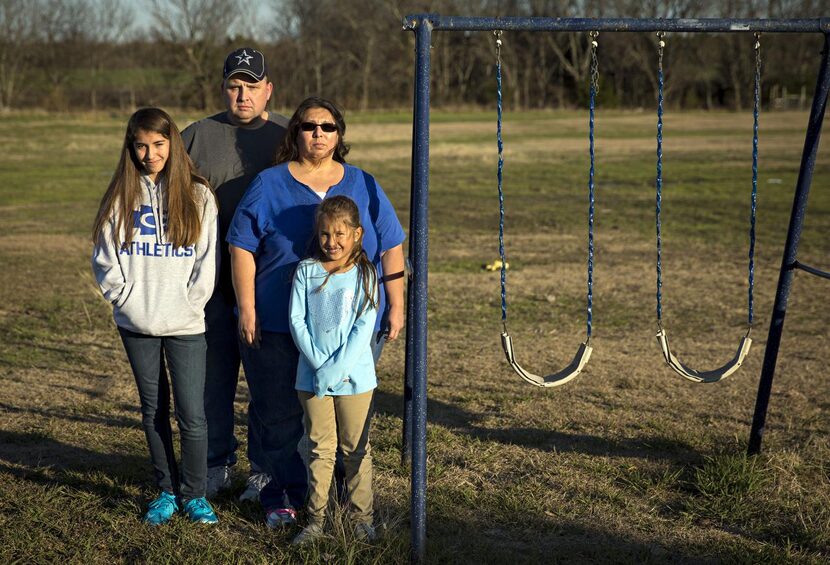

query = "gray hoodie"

[{"left": 92, "top": 175, "right": 218, "bottom": 336}]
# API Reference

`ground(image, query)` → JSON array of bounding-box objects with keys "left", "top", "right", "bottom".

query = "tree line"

[{"left": 1, "top": 0, "right": 828, "bottom": 113}]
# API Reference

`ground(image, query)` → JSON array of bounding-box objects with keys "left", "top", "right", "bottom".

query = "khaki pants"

[{"left": 298, "top": 390, "right": 374, "bottom": 525}]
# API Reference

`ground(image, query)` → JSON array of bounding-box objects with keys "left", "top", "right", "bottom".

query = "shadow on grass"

[
  {"left": 424, "top": 509, "right": 779, "bottom": 563},
  {"left": 0, "top": 401, "right": 140, "bottom": 429},
  {"left": 0, "top": 357, "right": 113, "bottom": 382},
  {"left": 0, "top": 429, "right": 148, "bottom": 500},
  {"left": 375, "top": 390, "right": 702, "bottom": 463}
]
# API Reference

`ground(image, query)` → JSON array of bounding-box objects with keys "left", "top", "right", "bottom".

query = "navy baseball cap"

[{"left": 223, "top": 47, "right": 267, "bottom": 81}]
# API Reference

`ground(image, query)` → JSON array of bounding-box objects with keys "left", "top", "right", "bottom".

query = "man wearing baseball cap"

[{"left": 181, "top": 47, "right": 288, "bottom": 503}]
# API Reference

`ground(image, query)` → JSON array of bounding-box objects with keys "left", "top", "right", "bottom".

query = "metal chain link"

[{"left": 589, "top": 31, "right": 600, "bottom": 95}]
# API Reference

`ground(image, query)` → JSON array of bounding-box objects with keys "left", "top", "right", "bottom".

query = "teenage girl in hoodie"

[{"left": 92, "top": 107, "right": 219, "bottom": 525}]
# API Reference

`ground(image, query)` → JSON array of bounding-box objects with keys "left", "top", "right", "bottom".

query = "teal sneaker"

[
  {"left": 143, "top": 491, "right": 179, "bottom": 525},
  {"left": 183, "top": 497, "right": 219, "bottom": 524}
]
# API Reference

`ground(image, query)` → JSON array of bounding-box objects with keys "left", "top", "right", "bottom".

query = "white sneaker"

[
  {"left": 205, "top": 465, "right": 231, "bottom": 498},
  {"left": 238, "top": 471, "right": 271, "bottom": 503}
]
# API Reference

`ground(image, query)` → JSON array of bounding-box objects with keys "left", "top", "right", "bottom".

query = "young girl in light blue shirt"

[{"left": 288, "top": 195, "right": 380, "bottom": 544}]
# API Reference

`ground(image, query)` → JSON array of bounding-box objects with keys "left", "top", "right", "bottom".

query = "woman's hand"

[
  {"left": 238, "top": 306, "right": 260, "bottom": 348},
  {"left": 386, "top": 302, "right": 404, "bottom": 341}
]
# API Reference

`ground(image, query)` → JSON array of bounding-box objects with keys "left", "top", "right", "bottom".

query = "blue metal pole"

[
  {"left": 748, "top": 33, "right": 830, "bottom": 455},
  {"left": 402, "top": 92, "right": 417, "bottom": 469},
  {"left": 408, "top": 15, "right": 432, "bottom": 563}
]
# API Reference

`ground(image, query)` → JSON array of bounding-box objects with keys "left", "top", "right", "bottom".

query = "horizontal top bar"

[{"left": 403, "top": 14, "right": 830, "bottom": 33}]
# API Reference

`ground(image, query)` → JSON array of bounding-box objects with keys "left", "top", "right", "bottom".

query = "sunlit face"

[
  {"left": 133, "top": 129, "right": 169, "bottom": 182},
  {"left": 223, "top": 74, "right": 273, "bottom": 126},
  {"left": 297, "top": 107, "right": 339, "bottom": 162},
  {"left": 318, "top": 216, "right": 361, "bottom": 267}
]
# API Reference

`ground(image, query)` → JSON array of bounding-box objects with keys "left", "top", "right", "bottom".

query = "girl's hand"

[
  {"left": 238, "top": 307, "right": 260, "bottom": 349},
  {"left": 386, "top": 303, "right": 404, "bottom": 341}
]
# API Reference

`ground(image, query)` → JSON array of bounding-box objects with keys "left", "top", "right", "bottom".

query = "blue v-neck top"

[{"left": 227, "top": 163, "right": 405, "bottom": 333}]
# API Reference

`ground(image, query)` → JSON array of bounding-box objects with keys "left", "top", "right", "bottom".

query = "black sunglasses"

[{"left": 299, "top": 121, "right": 338, "bottom": 133}]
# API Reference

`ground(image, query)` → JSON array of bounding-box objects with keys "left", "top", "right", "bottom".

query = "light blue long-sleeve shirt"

[{"left": 289, "top": 258, "right": 378, "bottom": 397}]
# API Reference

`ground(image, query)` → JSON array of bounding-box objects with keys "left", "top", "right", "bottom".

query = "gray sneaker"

[
  {"left": 354, "top": 522, "right": 376, "bottom": 542},
  {"left": 205, "top": 466, "right": 231, "bottom": 498},
  {"left": 238, "top": 471, "right": 271, "bottom": 503},
  {"left": 291, "top": 522, "right": 325, "bottom": 546}
]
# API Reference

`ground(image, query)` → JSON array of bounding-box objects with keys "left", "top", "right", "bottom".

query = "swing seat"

[
  {"left": 501, "top": 331, "right": 592, "bottom": 388},
  {"left": 656, "top": 328, "right": 752, "bottom": 384}
]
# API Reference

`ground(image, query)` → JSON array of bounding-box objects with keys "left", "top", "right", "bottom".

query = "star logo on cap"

[{"left": 235, "top": 50, "right": 253, "bottom": 66}]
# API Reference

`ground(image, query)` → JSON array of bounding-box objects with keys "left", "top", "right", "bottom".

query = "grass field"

[{"left": 1, "top": 107, "right": 829, "bottom": 564}]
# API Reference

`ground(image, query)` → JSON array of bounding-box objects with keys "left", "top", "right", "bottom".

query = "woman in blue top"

[
  {"left": 289, "top": 195, "right": 379, "bottom": 544},
  {"left": 227, "top": 97, "right": 406, "bottom": 529}
]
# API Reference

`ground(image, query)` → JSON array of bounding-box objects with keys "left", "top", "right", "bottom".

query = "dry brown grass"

[{"left": 0, "top": 109, "right": 828, "bottom": 563}]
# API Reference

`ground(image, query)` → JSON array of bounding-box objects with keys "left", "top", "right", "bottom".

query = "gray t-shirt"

[{"left": 182, "top": 111, "right": 288, "bottom": 302}]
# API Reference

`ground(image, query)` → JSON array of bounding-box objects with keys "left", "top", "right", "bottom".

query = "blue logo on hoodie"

[{"left": 133, "top": 205, "right": 165, "bottom": 235}]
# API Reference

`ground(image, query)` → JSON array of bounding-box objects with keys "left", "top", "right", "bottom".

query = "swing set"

[
  {"left": 402, "top": 16, "right": 830, "bottom": 563},
  {"left": 497, "top": 30, "right": 760, "bottom": 386}
]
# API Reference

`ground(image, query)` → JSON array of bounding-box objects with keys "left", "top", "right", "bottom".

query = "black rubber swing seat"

[
  {"left": 656, "top": 328, "right": 752, "bottom": 384},
  {"left": 501, "top": 331, "right": 592, "bottom": 388}
]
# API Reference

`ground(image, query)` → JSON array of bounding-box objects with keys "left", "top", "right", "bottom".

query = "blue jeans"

[
  {"left": 204, "top": 293, "right": 264, "bottom": 470},
  {"left": 119, "top": 328, "right": 208, "bottom": 499},
  {"left": 239, "top": 332, "right": 308, "bottom": 510}
]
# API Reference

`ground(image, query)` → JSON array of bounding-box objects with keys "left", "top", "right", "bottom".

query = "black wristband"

[{"left": 382, "top": 270, "right": 405, "bottom": 283}]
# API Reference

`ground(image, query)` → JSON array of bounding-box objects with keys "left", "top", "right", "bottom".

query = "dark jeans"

[
  {"left": 119, "top": 328, "right": 208, "bottom": 499},
  {"left": 239, "top": 332, "right": 308, "bottom": 510},
  {"left": 204, "top": 293, "right": 264, "bottom": 470}
]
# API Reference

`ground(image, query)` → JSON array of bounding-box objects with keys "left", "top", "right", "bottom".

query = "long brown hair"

[
  {"left": 92, "top": 107, "right": 210, "bottom": 249},
  {"left": 275, "top": 96, "right": 350, "bottom": 165},
  {"left": 312, "top": 196, "right": 377, "bottom": 313}
]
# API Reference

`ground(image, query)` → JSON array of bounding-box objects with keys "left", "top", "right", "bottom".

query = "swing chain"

[
  {"left": 586, "top": 30, "right": 599, "bottom": 340},
  {"left": 655, "top": 30, "right": 666, "bottom": 328},
  {"left": 657, "top": 31, "right": 665, "bottom": 72},
  {"left": 494, "top": 30, "right": 508, "bottom": 325},
  {"left": 754, "top": 32, "right": 762, "bottom": 78},
  {"left": 749, "top": 31, "right": 761, "bottom": 328},
  {"left": 589, "top": 31, "right": 599, "bottom": 94}
]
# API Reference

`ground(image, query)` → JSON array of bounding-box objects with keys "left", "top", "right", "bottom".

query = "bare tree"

[
  {"left": 34, "top": 0, "right": 97, "bottom": 109},
  {"left": 149, "top": 0, "right": 241, "bottom": 109},
  {"left": 0, "top": 0, "right": 37, "bottom": 110},
  {"left": 86, "top": 1, "right": 134, "bottom": 110}
]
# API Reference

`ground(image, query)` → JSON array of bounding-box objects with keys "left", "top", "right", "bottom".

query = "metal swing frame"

[{"left": 401, "top": 16, "right": 830, "bottom": 563}]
